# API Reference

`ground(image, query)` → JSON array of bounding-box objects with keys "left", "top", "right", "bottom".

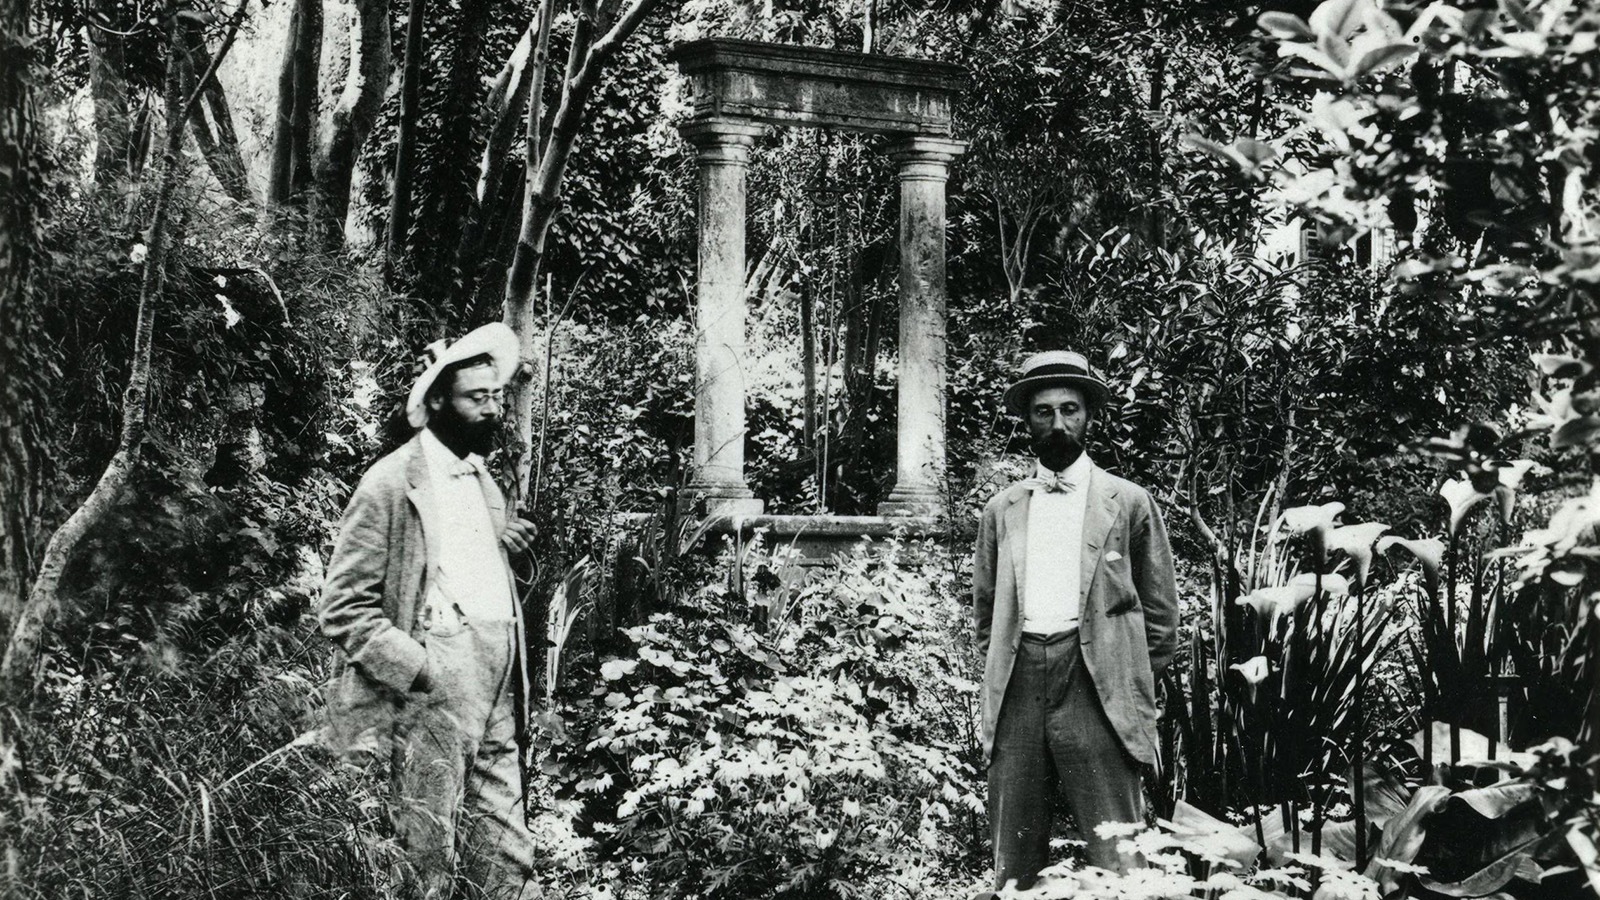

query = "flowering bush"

[{"left": 544, "top": 538, "right": 985, "bottom": 898}]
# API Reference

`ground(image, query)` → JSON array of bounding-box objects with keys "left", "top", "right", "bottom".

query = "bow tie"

[
  {"left": 450, "top": 457, "right": 485, "bottom": 478},
  {"left": 1027, "top": 471, "right": 1075, "bottom": 494}
]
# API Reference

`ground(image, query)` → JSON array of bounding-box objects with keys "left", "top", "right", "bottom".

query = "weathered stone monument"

[{"left": 668, "top": 39, "right": 965, "bottom": 553}]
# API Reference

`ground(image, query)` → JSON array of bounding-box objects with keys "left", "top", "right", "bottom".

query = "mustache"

[
  {"left": 1031, "top": 430, "right": 1082, "bottom": 471},
  {"left": 1031, "top": 431, "right": 1080, "bottom": 453}
]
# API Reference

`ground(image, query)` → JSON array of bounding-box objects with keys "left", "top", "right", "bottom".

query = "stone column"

[
  {"left": 680, "top": 117, "right": 766, "bottom": 517},
  {"left": 879, "top": 136, "right": 965, "bottom": 518}
]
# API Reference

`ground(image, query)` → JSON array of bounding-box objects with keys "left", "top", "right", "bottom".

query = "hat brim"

[
  {"left": 406, "top": 323, "right": 521, "bottom": 428},
  {"left": 1003, "top": 374, "right": 1111, "bottom": 416}
]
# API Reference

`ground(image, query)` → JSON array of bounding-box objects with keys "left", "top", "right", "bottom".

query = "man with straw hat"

[
  {"left": 973, "top": 350, "right": 1179, "bottom": 887},
  {"left": 319, "top": 322, "right": 540, "bottom": 898}
]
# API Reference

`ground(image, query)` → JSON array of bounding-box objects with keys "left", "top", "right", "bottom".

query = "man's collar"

[{"left": 1033, "top": 452, "right": 1092, "bottom": 485}]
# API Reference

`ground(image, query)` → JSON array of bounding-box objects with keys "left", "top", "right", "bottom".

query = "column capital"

[
  {"left": 679, "top": 117, "right": 766, "bottom": 163},
  {"left": 887, "top": 135, "right": 966, "bottom": 181}
]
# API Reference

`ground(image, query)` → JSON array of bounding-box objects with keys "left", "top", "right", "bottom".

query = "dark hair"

[{"left": 423, "top": 353, "right": 496, "bottom": 407}]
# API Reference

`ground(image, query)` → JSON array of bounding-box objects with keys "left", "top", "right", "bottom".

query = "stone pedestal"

[
  {"left": 681, "top": 118, "right": 766, "bottom": 517},
  {"left": 879, "top": 136, "right": 965, "bottom": 518}
]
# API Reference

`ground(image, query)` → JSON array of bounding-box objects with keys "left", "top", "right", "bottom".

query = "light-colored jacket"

[
  {"left": 317, "top": 433, "right": 526, "bottom": 755},
  {"left": 972, "top": 464, "right": 1179, "bottom": 765}
]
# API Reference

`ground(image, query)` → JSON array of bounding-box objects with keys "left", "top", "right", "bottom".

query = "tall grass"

[{"left": 2, "top": 617, "right": 404, "bottom": 899}]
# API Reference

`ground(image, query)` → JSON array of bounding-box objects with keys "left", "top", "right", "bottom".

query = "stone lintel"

[{"left": 669, "top": 38, "right": 966, "bottom": 136}]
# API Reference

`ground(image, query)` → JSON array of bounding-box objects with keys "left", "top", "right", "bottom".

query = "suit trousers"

[
  {"left": 988, "top": 629, "right": 1144, "bottom": 889},
  {"left": 392, "top": 608, "right": 536, "bottom": 900}
]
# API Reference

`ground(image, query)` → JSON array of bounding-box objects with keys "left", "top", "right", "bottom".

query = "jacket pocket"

[{"left": 1102, "top": 555, "right": 1139, "bottom": 616}]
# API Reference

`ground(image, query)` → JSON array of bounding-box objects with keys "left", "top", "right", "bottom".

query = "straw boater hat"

[
  {"left": 405, "top": 322, "right": 520, "bottom": 428},
  {"left": 1002, "top": 350, "right": 1112, "bottom": 416}
]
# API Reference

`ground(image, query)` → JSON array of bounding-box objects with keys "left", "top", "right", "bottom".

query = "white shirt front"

[
  {"left": 1021, "top": 453, "right": 1092, "bottom": 634},
  {"left": 420, "top": 428, "right": 515, "bottom": 621}
]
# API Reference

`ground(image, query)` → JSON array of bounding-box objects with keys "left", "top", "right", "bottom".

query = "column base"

[
  {"left": 677, "top": 483, "right": 766, "bottom": 519},
  {"left": 877, "top": 485, "right": 945, "bottom": 518}
]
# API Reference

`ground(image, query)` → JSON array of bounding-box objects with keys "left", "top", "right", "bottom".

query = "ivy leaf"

[
  {"left": 1348, "top": 43, "right": 1415, "bottom": 80},
  {"left": 1497, "top": 0, "right": 1538, "bottom": 33},
  {"left": 1309, "top": 0, "right": 1368, "bottom": 39},
  {"left": 1259, "top": 11, "right": 1315, "bottom": 40},
  {"left": 1280, "top": 41, "right": 1348, "bottom": 79},
  {"left": 1532, "top": 354, "right": 1593, "bottom": 379},
  {"left": 1552, "top": 414, "right": 1600, "bottom": 450}
]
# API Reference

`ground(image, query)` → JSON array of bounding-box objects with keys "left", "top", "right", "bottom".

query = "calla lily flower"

[
  {"left": 1440, "top": 476, "right": 1492, "bottom": 539},
  {"left": 1525, "top": 387, "right": 1574, "bottom": 434},
  {"left": 1441, "top": 461, "right": 1539, "bottom": 538},
  {"left": 1278, "top": 502, "right": 1345, "bottom": 535},
  {"left": 1324, "top": 522, "right": 1390, "bottom": 592},
  {"left": 1492, "top": 459, "right": 1537, "bottom": 491},
  {"left": 1231, "top": 656, "right": 1270, "bottom": 685},
  {"left": 1377, "top": 536, "right": 1445, "bottom": 596},
  {"left": 1279, "top": 502, "right": 1344, "bottom": 567},
  {"left": 1236, "top": 583, "right": 1316, "bottom": 627}
]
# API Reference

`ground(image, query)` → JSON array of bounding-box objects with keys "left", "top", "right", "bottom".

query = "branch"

[
  {"left": 589, "top": 0, "right": 659, "bottom": 65},
  {"left": 177, "top": 0, "right": 250, "bottom": 125}
]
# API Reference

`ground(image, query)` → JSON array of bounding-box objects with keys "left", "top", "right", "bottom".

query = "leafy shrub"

[{"left": 544, "top": 538, "right": 986, "bottom": 898}]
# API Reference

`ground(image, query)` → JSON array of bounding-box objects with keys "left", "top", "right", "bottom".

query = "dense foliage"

[{"left": 4, "top": 0, "right": 1597, "bottom": 897}]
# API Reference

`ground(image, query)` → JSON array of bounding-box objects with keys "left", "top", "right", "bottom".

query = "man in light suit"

[
  {"left": 319, "top": 323, "right": 540, "bottom": 899},
  {"left": 973, "top": 350, "right": 1179, "bottom": 888}
]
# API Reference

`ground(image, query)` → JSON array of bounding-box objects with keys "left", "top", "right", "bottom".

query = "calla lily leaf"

[
  {"left": 1164, "top": 800, "right": 1262, "bottom": 870},
  {"left": 1410, "top": 723, "right": 1514, "bottom": 767},
  {"left": 1377, "top": 536, "right": 1444, "bottom": 595}
]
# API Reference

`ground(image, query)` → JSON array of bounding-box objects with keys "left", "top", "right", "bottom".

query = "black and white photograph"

[{"left": 1, "top": 0, "right": 1597, "bottom": 897}]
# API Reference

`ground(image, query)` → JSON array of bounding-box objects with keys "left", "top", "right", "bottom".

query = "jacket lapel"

[
  {"left": 479, "top": 473, "right": 507, "bottom": 534},
  {"left": 1003, "top": 484, "right": 1031, "bottom": 619},
  {"left": 1079, "top": 466, "right": 1120, "bottom": 626},
  {"left": 404, "top": 436, "right": 444, "bottom": 585}
]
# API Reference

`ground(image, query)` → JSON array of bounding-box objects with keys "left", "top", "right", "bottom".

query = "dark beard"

[
  {"left": 428, "top": 405, "right": 498, "bottom": 458},
  {"left": 1031, "top": 430, "right": 1082, "bottom": 473}
]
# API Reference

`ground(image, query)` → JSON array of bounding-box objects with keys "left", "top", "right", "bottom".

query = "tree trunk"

[
  {"left": 420, "top": 0, "right": 492, "bottom": 302},
  {"left": 384, "top": 0, "right": 427, "bottom": 276},
  {"left": 1, "top": 3, "right": 187, "bottom": 696},
  {"left": 268, "top": 0, "right": 322, "bottom": 207},
  {"left": 87, "top": 12, "right": 132, "bottom": 187},
  {"left": 179, "top": 27, "right": 252, "bottom": 204},
  {"left": 1146, "top": 47, "right": 1167, "bottom": 251},
  {"left": 454, "top": 25, "right": 535, "bottom": 309},
  {"left": 290, "top": 0, "right": 323, "bottom": 199},
  {"left": 500, "top": 0, "right": 663, "bottom": 496},
  {"left": 319, "top": 0, "right": 389, "bottom": 243},
  {"left": 0, "top": 0, "right": 36, "bottom": 637}
]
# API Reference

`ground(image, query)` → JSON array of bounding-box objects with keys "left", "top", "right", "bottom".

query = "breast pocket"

[{"left": 1100, "top": 552, "right": 1139, "bottom": 616}]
